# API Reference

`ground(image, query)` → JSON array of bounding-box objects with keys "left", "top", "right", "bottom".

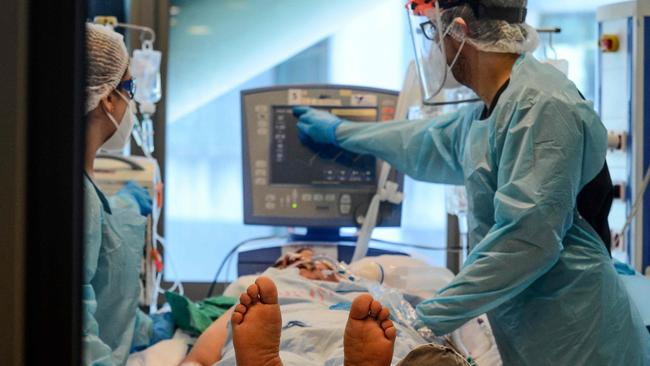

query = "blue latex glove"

[
  {"left": 293, "top": 106, "right": 343, "bottom": 146},
  {"left": 118, "top": 180, "right": 153, "bottom": 216}
]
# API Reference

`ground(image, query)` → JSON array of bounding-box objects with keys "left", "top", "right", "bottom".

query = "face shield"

[
  {"left": 406, "top": 0, "right": 530, "bottom": 106},
  {"left": 406, "top": 0, "right": 461, "bottom": 105}
]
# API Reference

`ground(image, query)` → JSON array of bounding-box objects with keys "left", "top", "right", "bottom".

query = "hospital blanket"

[{"left": 215, "top": 267, "right": 427, "bottom": 366}]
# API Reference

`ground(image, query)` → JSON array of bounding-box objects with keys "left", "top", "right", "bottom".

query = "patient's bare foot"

[
  {"left": 344, "top": 294, "right": 396, "bottom": 366},
  {"left": 232, "top": 277, "right": 283, "bottom": 366}
]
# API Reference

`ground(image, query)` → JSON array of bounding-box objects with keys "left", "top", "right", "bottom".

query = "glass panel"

[{"left": 164, "top": 0, "right": 472, "bottom": 282}]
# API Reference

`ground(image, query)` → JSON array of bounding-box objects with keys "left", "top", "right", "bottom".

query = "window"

[
  {"left": 165, "top": 2, "right": 608, "bottom": 283},
  {"left": 165, "top": 1, "right": 449, "bottom": 283}
]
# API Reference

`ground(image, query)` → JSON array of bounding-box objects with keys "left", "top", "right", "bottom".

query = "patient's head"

[{"left": 273, "top": 248, "right": 339, "bottom": 282}]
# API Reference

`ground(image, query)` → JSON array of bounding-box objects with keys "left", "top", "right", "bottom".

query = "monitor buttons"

[
  {"left": 340, "top": 194, "right": 352, "bottom": 204},
  {"left": 325, "top": 194, "right": 336, "bottom": 202},
  {"left": 255, "top": 105, "right": 269, "bottom": 113},
  {"left": 340, "top": 204, "right": 351, "bottom": 215}
]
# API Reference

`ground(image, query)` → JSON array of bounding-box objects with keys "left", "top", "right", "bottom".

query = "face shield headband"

[{"left": 406, "top": 0, "right": 527, "bottom": 23}]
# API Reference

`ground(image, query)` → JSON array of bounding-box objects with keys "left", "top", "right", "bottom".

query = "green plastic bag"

[{"left": 165, "top": 291, "right": 237, "bottom": 335}]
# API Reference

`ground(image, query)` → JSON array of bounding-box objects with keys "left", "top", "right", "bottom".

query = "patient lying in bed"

[{"left": 180, "top": 249, "right": 473, "bottom": 366}]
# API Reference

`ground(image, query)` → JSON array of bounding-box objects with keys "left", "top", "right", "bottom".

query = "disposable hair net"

[
  {"left": 85, "top": 23, "right": 129, "bottom": 114},
  {"left": 441, "top": 0, "right": 539, "bottom": 54}
]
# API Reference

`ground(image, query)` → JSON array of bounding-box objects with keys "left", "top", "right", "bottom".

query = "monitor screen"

[
  {"left": 241, "top": 85, "right": 402, "bottom": 228},
  {"left": 270, "top": 107, "right": 378, "bottom": 186}
]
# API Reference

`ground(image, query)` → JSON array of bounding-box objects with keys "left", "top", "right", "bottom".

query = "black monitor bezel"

[{"left": 241, "top": 84, "right": 404, "bottom": 228}]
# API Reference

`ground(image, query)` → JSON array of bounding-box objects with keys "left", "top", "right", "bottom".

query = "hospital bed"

[
  {"left": 128, "top": 84, "right": 504, "bottom": 364},
  {"left": 127, "top": 248, "right": 504, "bottom": 366}
]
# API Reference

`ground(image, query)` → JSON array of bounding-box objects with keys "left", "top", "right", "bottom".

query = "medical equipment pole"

[{"left": 446, "top": 214, "right": 462, "bottom": 274}]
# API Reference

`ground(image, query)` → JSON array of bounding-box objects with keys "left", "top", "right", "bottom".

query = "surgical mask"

[{"left": 101, "top": 90, "right": 136, "bottom": 153}]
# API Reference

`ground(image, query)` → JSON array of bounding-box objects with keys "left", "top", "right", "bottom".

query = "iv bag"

[{"left": 131, "top": 40, "right": 162, "bottom": 113}]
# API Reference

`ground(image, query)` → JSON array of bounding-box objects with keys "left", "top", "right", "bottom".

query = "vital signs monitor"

[{"left": 241, "top": 85, "right": 403, "bottom": 230}]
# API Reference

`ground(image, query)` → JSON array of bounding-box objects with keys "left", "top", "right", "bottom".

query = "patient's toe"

[
  {"left": 378, "top": 307, "right": 390, "bottom": 321},
  {"left": 240, "top": 293, "right": 252, "bottom": 306},
  {"left": 232, "top": 311, "right": 244, "bottom": 325},
  {"left": 246, "top": 283, "right": 259, "bottom": 302},
  {"left": 370, "top": 300, "right": 382, "bottom": 318},
  {"left": 385, "top": 325, "right": 397, "bottom": 341},
  {"left": 235, "top": 303, "right": 247, "bottom": 314},
  {"left": 349, "top": 294, "right": 373, "bottom": 320},
  {"left": 255, "top": 276, "right": 279, "bottom": 304}
]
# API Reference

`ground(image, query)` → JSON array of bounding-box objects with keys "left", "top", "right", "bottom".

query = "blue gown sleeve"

[
  {"left": 335, "top": 105, "right": 480, "bottom": 185},
  {"left": 416, "top": 97, "right": 595, "bottom": 335},
  {"left": 82, "top": 186, "right": 115, "bottom": 366}
]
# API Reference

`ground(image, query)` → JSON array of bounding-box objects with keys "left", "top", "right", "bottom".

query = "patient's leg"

[
  {"left": 232, "top": 276, "right": 283, "bottom": 366},
  {"left": 344, "top": 294, "right": 396, "bottom": 366},
  {"left": 181, "top": 307, "right": 233, "bottom": 366}
]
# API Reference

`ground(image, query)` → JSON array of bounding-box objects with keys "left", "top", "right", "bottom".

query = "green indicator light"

[{"left": 291, "top": 203, "right": 298, "bottom": 209}]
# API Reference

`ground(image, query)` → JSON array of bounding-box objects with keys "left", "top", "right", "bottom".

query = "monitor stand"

[{"left": 289, "top": 227, "right": 356, "bottom": 243}]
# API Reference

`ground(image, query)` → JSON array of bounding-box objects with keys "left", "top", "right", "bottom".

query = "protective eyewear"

[
  {"left": 117, "top": 78, "right": 136, "bottom": 99},
  {"left": 419, "top": 20, "right": 452, "bottom": 42}
]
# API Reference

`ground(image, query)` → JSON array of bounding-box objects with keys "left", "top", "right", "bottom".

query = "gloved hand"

[
  {"left": 118, "top": 181, "right": 153, "bottom": 216},
  {"left": 293, "top": 106, "right": 344, "bottom": 146}
]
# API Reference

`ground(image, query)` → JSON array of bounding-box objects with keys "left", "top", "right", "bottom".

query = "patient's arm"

[{"left": 181, "top": 307, "right": 234, "bottom": 366}]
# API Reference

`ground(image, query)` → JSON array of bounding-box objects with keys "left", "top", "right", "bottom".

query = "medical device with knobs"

[
  {"left": 608, "top": 131, "right": 627, "bottom": 151},
  {"left": 241, "top": 85, "right": 403, "bottom": 235},
  {"left": 597, "top": 1, "right": 650, "bottom": 273}
]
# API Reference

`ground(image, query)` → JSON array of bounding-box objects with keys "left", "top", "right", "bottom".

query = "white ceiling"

[
  {"left": 528, "top": 0, "right": 623, "bottom": 12},
  {"left": 167, "top": 0, "right": 382, "bottom": 122},
  {"left": 166, "top": 0, "right": 628, "bottom": 122}
]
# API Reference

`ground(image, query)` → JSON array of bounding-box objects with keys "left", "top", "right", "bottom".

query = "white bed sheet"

[
  {"left": 223, "top": 257, "right": 502, "bottom": 366},
  {"left": 126, "top": 330, "right": 192, "bottom": 366},
  {"left": 127, "top": 255, "right": 502, "bottom": 366}
]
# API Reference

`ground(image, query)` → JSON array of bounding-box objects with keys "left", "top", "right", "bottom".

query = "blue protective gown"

[
  {"left": 335, "top": 54, "right": 650, "bottom": 365},
  {"left": 83, "top": 175, "right": 152, "bottom": 366}
]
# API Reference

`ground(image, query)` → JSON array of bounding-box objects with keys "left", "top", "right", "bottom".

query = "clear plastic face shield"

[{"left": 406, "top": 0, "right": 461, "bottom": 105}]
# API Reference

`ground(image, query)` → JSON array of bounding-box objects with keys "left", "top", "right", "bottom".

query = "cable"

[
  {"left": 206, "top": 235, "right": 288, "bottom": 298},
  {"left": 370, "top": 237, "right": 468, "bottom": 253},
  {"left": 423, "top": 98, "right": 481, "bottom": 106},
  {"left": 223, "top": 247, "right": 236, "bottom": 284},
  {"left": 147, "top": 158, "right": 185, "bottom": 312},
  {"left": 114, "top": 23, "right": 156, "bottom": 43},
  {"left": 614, "top": 164, "right": 650, "bottom": 249}
]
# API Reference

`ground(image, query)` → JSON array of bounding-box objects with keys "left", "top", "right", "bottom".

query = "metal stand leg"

[{"left": 446, "top": 213, "right": 461, "bottom": 274}]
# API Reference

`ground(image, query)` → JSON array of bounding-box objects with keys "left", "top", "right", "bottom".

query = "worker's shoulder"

[{"left": 506, "top": 54, "right": 586, "bottom": 108}]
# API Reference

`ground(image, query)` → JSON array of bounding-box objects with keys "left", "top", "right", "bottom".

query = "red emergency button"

[
  {"left": 381, "top": 107, "right": 396, "bottom": 121},
  {"left": 600, "top": 34, "right": 620, "bottom": 52}
]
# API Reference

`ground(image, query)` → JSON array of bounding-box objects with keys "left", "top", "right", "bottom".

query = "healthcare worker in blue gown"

[
  {"left": 295, "top": 0, "right": 650, "bottom": 364},
  {"left": 83, "top": 23, "right": 153, "bottom": 365}
]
